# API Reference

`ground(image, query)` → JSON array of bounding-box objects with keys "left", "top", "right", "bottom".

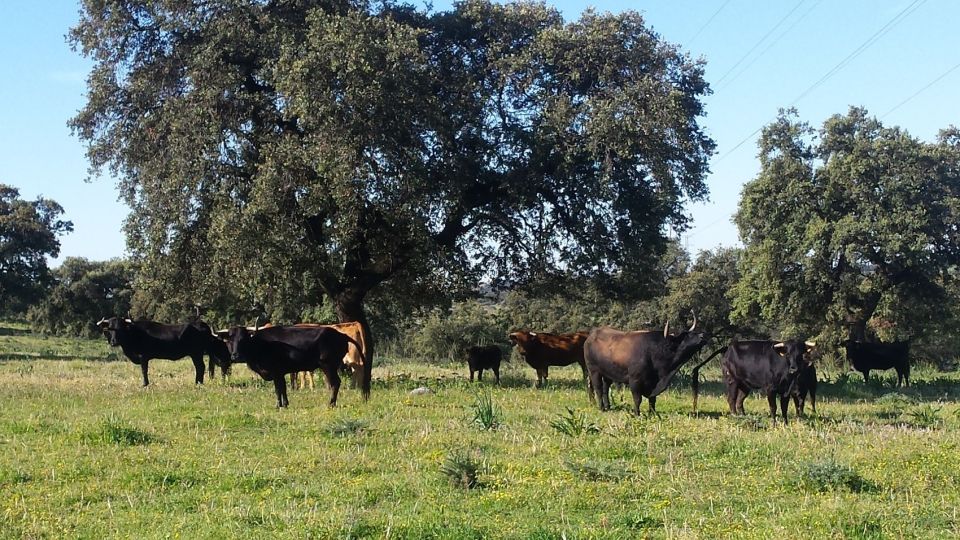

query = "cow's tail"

[
  {"left": 342, "top": 334, "right": 371, "bottom": 400},
  {"left": 692, "top": 346, "right": 727, "bottom": 414}
]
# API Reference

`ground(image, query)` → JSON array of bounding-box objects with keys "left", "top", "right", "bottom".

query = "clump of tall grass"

[
  {"left": 326, "top": 418, "right": 368, "bottom": 437},
  {"left": 907, "top": 403, "right": 942, "bottom": 428},
  {"left": 794, "top": 458, "right": 875, "bottom": 493},
  {"left": 471, "top": 391, "right": 500, "bottom": 430},
  {"left": 440, "top": 450, "right": 483, "bottom": 489},
  {"left": 86, "top": 414, "right": 154, "bottom": 446},
  {"left": 550, "top": 407, "right": 600, "bottom": 436}
]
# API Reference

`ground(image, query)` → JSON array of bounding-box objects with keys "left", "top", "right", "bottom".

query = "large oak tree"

[
  {"left": 733, "top": 108, "right": 960, "bottom": 348},
  {"left": 70, "top": 0, "right": 714, "bottom": 396}
]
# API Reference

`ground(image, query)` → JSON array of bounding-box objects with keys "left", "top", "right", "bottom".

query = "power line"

[
  {"left": 714, "top": 0, "right": 807, "bottom": 88},
  {"left": 715, "top": 0, "right": 929, "bottom": 164},
  {"left": 687, "top": 0, "right": 733, "bottom": 47},
  {"left": 881, "top": 61, "right": 960, "bottom": 119},
  {"left": 719, "top": 0, "right": 823, "bottom": 90},
  {"left": 788, "top": 0, "right": 928, "bottom": 107}
]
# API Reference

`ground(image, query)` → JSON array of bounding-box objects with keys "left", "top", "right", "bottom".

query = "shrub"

[
  {"left": 440, "top": 450, "right": 483, "bottom": 489},
  {"left": 795, "top": 459, "right": 875, "bottom": 493}
]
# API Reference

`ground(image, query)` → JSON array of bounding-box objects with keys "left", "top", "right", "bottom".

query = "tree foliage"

[
  {"left": 733, "top": 108, "right": 960, "bottom": 345},
  {"left": 661, "top": 247, "right": 755, "bottom": 341},
  {"left": 0, "top": 185, "right": 73, "bottom": 315},
  {"left": 69, "top": 0, "right": 714, "bottom": 350},
  {"left": 28, "top": 257, "right": 134, "bottom": 337}
]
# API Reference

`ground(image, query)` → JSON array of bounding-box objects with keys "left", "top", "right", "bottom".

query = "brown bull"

[{"left": 508, "top": 330, "right": 590, "bottom": 389}]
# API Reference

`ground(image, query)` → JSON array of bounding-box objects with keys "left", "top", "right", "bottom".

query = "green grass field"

[{"left": 2, "top": 323, "right": 960, "bottom": 539}]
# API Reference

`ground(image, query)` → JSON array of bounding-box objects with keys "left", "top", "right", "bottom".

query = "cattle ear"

[{"left": 772, "top": 342, "right": 787, "bottom": 356}]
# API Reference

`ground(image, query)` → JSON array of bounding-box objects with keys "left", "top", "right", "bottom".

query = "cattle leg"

[
  {"left": 724, "top": 380, "right": 738, "bottom": 414},
  {"left": 647, "top": 395, "right": 657, "bottom": 415},
  {"left": 767, "top": 393, "right": 778, "bottom": 425},
  {"left": 469, "top": 367, "right": 475, "bottom": 382},
  {"left": 321, "top": 366, "right": 341, "bottom": 407},
  {"left": 192, "top": 354, "right": 205, "bottom": 385},
  {"left": 862, "top": 369, "right": 870, "bottom": 385},
  {"left": 493, "top": 366, "right": 500, "bottom": 385},
  {"left": 808, "top": 387, "right": 817, "bottom": 415},
  {"left": 793, "top": 393, "right": 805, "bottom": 417},
  {"left": 477, "top": 369, "right": 484, "bottom": 382},
  {"left": 630, "top": 381, "right": 644, "bottom": 416},
  {"left": 779, "top": 395, "right": 790, "bottom": 423},
  {"left": 734, "top": 388, "right": 748, "bottom": 415},
  {"left": 589, "top": 371, "right": 607, "bottom": 410},
  {"left": 273, "top": 377, "right": 289, "bottom": 408},
  {"left": 140, "top": 360, "right": 150, "bottom": 387},
  {"left": 535, "top": 368, "right": 548, "bottom": 388},
  {"left": 579, "top": 361, "right": 594, "bottom": 397}
]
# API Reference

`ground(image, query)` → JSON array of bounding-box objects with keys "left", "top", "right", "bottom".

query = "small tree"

[
  {"left": 28, "top": 258, "right": 133, "bottom": 337},
  {"left": 0, "top": 184, "right": 73, "bottom": 315}
]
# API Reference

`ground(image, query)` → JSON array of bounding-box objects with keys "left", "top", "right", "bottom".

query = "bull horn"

[
  {"left": 663, "top": 321, "right": 669, "bottom": 338},
  {"left": 96, "top": 318, "right": 109, "bottom": 328},
  {"left": 805, "top": 341, "right": 817, "bottom": 349},
  {"left": 194, "top": 305, "right": 200, "bottom": 318},
  {"left": 689, "top": 310, "right": 698, "bottom": 332},
  {"left": 253, "top": 315, "right": 263, "bottom": 334}
]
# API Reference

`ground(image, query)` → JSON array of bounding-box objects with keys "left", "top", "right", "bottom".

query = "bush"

[
  {"left": 440, "top": 450, "right": 483, "bottom": 489},
  {"left": 401, "top": 300, "right": 508, "bottom": 362}
]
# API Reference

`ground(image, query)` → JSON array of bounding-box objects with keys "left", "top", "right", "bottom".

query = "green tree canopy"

[
  {"left": 28, "top": 257, "right": 134, "bottom": 337},
  {"left": 70, "top": 0, "right": 714, "bottom": 383},
  {"left": 732, "top": 107, "right": 960, "bottom": 348},
  {"left": 662, "top": 247, "right": 753, "bottom": 342},
  {"left": 0, "top": 185, "right": 73, "bottom": 315}
]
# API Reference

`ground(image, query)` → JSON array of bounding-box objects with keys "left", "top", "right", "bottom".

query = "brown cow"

[
  {"left": 289, "top": 322, "right": 368, "bottom": 394},
  {"left": 508, "top": 330, "right": 590, "bottom": 389}
]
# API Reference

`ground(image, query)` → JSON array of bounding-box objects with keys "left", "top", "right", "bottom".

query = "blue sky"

[{"left": 3, "top": 0, "right": 958, "bottom": 265}]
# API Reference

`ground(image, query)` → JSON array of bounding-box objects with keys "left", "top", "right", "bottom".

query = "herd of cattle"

[{"left": 94, "top": 315, "right": 912, "bottom": 423}]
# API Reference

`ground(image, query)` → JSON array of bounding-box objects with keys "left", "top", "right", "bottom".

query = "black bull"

[
  {"left": 223, "top": 325, "right": 367, "bottom": 408},
  {"left": 583, "top": 322, "right": 708, "bottom": 415},
  {"left": 844, "top": 340, "right": 911, "bottom": 387},
  {"left": 691, "top": 339, "right": 816, "bottom": 424},
  {"left": 97, "top": 317, "right": 231, "bottom": 386}
]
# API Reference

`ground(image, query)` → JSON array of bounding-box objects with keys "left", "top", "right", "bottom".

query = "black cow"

[
  {"left": 792, "top": 362, "right": 817, "bottom": 417},
  {"left": 583, "top": 318, "right": 707, "bottom": 415},
  {"left": 843, "top": 340, "right": 910, "bottom": 387},
  {"left": 693, "top": 339, "right": 815, "bottom": 424},
  {"left": 222, "top": 325, "right": 366, "bottom": 408},
  {"left": 97, "top": 317, "right": 231, "bottom": 386},
  {"left": 465, "top": 345, "right": 504, "bottom": 383}
]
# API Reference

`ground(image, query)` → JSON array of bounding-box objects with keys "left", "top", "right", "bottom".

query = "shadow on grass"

[
  {"left": 682, "top": 372, "right": 960, "bottom": 405},
  {"left": 0, "top": 352, "right": 114, "bottom": 363},
  {"left": 0, "top": 326, "right": 31, "bottom": 337}
]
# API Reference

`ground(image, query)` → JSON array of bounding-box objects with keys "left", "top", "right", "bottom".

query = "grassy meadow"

[{"left": 2, "top": 323, "right": 960, "bottom": 539}]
